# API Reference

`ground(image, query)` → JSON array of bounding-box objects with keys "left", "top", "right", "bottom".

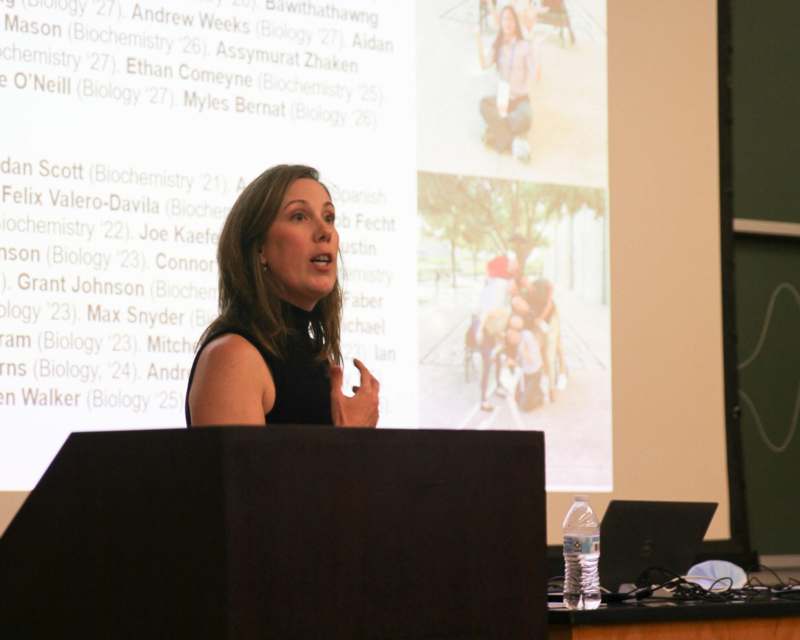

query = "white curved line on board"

[
  {"left": 738, "top": 384, "right": 800, "bottom": 454},
  {"left": 738, "top": 283, "right": 800, "bottom": 370},
  {"left": 737, "top": 282, "right": 800, "bottom": 453}
]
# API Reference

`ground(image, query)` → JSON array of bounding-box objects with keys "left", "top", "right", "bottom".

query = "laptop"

[{"left": 599, "top": 500, "right": 718, "bottom": 592}]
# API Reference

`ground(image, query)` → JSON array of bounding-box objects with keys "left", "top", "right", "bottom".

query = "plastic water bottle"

[{"left": 562, "top": 495, "right": 601, "bottom": 610}]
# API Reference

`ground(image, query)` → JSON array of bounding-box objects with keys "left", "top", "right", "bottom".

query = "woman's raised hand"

[{"left": 329, "top": 359, "right": 380, "bottom": 428}]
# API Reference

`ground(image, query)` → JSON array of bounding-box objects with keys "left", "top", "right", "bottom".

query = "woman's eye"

[
  {"left": 290, "top": 211, "right": 306, "bottom": 221},
  {"left": 325, "top": 213, "right": 336, "bottom": 224}
]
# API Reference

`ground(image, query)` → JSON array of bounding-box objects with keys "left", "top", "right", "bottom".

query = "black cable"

[
  {"left": 752, "top": 563, "right": 788, "bottom": 589},
  {"left": 550, "top": 563, "right": 800, "bottom": 605}
]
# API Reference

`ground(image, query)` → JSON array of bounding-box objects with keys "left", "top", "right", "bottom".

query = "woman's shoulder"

[
  {"left": 200, "top": 322, "right": 274, "bottom": 356},
  {"left": 197, "top": 332, "right": 270, "bottom": 372},
  {"left": 202, "top": 331, "right": 258, "bottom": 353},
  {"left": 188, "top": 332, "right": 276, "bottom": 426}
]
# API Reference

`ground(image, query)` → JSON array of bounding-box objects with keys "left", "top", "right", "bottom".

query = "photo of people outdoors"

[
  {"left": 417, "top": 171, "right": 611, "bottom": 490},
  {"left": 417, "top": 0, "right": 607, "bottom": 187}
]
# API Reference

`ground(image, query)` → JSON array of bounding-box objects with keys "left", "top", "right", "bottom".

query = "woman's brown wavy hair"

[
  {"left": 198, "top": 164, "right": 342, "bottom": 365},
  {"left": 493, "top": 5, "right": 524, "bottom": 68}
]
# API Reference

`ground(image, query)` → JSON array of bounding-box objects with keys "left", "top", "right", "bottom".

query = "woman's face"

[
  {"left": 501, "top": 8, "right": 518, "bottom": 39},
  {"left": 259, "top": 178, "right": 339, "bottom": 310}
]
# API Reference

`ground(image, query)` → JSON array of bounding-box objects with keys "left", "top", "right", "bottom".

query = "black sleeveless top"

[{"left": 184, "top": 304, "right": 333, "bottom": 427}]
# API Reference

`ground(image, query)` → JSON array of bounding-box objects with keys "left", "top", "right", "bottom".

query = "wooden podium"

[{"left": 1, "top": 427, "right": 547, "bottom": 639}]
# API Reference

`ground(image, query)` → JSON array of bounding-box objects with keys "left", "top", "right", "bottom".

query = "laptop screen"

[{"left": 599, "top": 500, "right": 717, "bottom": 591}]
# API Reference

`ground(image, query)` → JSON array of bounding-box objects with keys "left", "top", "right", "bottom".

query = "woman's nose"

[{"left": 314, "top": 216, "right": 332, "bottom": 242}]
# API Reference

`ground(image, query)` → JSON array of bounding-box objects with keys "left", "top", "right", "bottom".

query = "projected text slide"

[{"left": 0, "top": 0, "right": 416, "bottom": 488}]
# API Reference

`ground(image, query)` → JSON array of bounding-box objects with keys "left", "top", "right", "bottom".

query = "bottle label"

[{"left": 564, "top": 535, "right": 600, "bottom": 554}]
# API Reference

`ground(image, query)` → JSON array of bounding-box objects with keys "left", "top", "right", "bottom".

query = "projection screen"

[{"left": 0, "top": 0, "right": 729, "bottom": 545}]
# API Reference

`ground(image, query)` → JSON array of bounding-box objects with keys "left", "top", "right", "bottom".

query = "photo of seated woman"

[
  {"left": 416, "top": 0, "right": 606, "bottom": 186},
  {"left": 477, "top": 3, "right": 536, "bottom": 162}
]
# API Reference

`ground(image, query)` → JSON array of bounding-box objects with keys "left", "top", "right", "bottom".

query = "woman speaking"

[{"left": 185, "top": 164, "right": 379, "bottom": 428}]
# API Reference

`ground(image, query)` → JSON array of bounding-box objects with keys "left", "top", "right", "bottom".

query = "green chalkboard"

[
  {"left": 731, "top": 0, "right": 800, "bottom": 224},
  {"left": 734, "top": 236, "right": 800, "bottom": 554}
]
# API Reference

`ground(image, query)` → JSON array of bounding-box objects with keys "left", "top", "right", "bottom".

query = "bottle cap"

[{"left": 574, "top": 495, "right": 589, "bottom": 502}]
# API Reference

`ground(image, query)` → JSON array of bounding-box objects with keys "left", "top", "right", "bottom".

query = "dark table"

[{"left": 548, "top": 594, "right": 800, "bottom": 639}]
